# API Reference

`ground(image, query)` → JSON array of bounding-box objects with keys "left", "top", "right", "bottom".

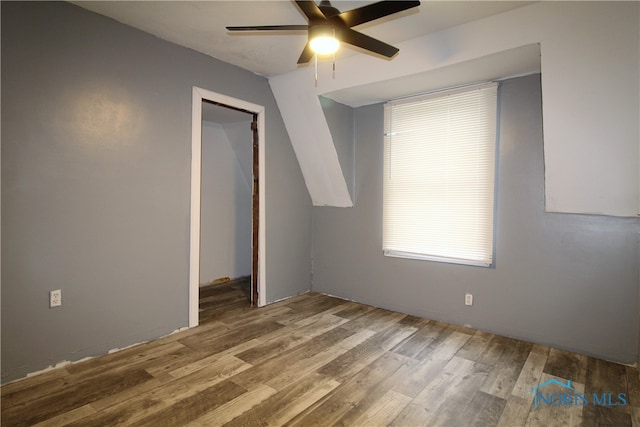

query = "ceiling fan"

[{"left": 226, "top": 1, "right": 421, "bottom": 64}]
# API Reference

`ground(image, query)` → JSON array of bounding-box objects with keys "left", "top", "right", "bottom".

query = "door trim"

[{"left": 190, "top": 86, "right": 266, "bottom": 327}]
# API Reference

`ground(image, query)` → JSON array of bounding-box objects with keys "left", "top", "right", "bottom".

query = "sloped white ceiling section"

[
  {"left": 269, "top": 69, "right": 353, "bottom": 207},
  {"left": 270, "top": 1, "right": 639, "bottom": 217}
]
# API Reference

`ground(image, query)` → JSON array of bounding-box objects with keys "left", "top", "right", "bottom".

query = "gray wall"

[
  {"left": 319, "top": 96, "right": 355, "bottom": 202},
  {"left": 314, "top": 74, "right": 640, "bottom": 364},
  {"left": 200, "top": 121, "right": 252, "bottom": 285},
  {"left": 1, "top": 1, "right": 312, "bottom": 383}
]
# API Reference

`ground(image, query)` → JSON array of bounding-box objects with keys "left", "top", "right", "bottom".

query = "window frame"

[{"left": 382, "top": 82, "right": 499, "bottom": 267}]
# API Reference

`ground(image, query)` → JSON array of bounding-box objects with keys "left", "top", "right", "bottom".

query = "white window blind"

[{"left": 383, "top": 82, "right": 498, "bottom": 267}]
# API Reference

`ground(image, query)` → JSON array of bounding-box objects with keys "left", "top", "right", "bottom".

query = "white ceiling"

[
  {"left": 324, "top": 43, "right": 541, "bottom": 107},
  {"left": 72, "top": 1, "right": 534, "bottom": 78}
]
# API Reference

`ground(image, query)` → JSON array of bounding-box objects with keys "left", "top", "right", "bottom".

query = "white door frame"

[{"left": 189, "top": 86, "right": 266, "bottom": 327}]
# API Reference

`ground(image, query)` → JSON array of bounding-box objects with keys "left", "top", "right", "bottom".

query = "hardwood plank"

[
  {"left": 474, "top": 335, "right": 515, "bottom": 375},
  {"left": 631, "top": 406, "right": 640, "bottom": 427},
  {"left": 393, "top": 356, "right": 450, "bottom": 398},
  {"left": 581, "top": 404, "right": 632, "bottom": 427},
  {"left": 231, "top": 326, "right": 358, "bottom": 391},
  {"left": 585, "top": 356, "right": 628, "bottom": 396},
  {"left": 332, "top": 353, "right": 417, "bottom": 426},
  {"left": 1, "top": 369, "right": 154, "bottom": 426},
  {"left": 154, "top": 336, "right": 272, "bottom": 381},
  {"left": 348, "top": 389, "right": 412, "bottom": 427},
  {"left": 391, "top": 319, "right": 440, "bottom": 358},
  {"left": 454, "top": 390, "right": 507, "bottom": 427},
  {"left": 418, "top": 330, "right": 472, "bottom": 362},
  {"left": 31, "top": 404, "right": 96, "bottom": 427},
  {"left": 63, "top": 340, "right": 185, "bottom": 376},
  {"left": 316, "top": 322, "right": 417, "bottom": 383},
  {"left": 449, "top": 323, "right": 478, "bottom": 336},
  {"left": 265, "top": 328, "right": 377, "bottom": 391},
  {"left": 2, "top": 285, "right": 638, "bottom": 427},
  {"left": 340, "top": 306, "right": 407, "bottom": 333},
  {"left": 265, "top": 377, "right": 340, "bottom": 426},
  {"left": 626, "top": 365, "right": 640, "bottom": 408},
  {"left": 198, "top": 285, "right": 237, "bottom": 299},
  {"left": 199, "top": 302, "right": 252, "bottom": 323},
  {"left": 223, "top": 372, "right": 340, "bottom": 427},
  {"left": 531, "top": 344, "right": 551, "bottom": 356},
  {"left": 525, "top": 373, "right": 584, "bottom": 427},
  {"left": 287, "top": 351, "right": 408, "bottom": 427},
  {"left": 144, "top": 347, "right": 216, "bottom": 378},
  {"left": 219, "top": 305, "right": 292, "bottom": 329},
  {"left": 413, "top": 357, "right": 484, "bottom": 411},
  {"left": 510, "top": 350, "right": 548, "bottom": 399},
  {"left": 389, "top": 403, "right": 432, "bottom": 427},
  {"left": 234, "top": 313, "right": 349, "bottom": 365},
  {"left": 185, "top": 384, "right": 277, "bottom": 426},
  {"left": 65, "top": 341, "right": 188, "bottom": 383},
  {"left": 166, "top": 344, "right": 256, "bottom": 380},
  {"left": 1, "top": 375, "right": 70, "bottom": 409},
  {"left": 543, "top": 347, "right": 588, "bottom": 384},
  {"left": 456, "top": 330, "right": 494, "bottom": 361},
  {"left": 393, "top": 356, "right": 480, "bottom": 425},
  {"left": 283, "top": 293, "right": 347, "bottom": 317},
  {"left": 332, "top": 301, "right": 376, "bottom": 320},
  {"left": 410, "top": 356, "right": 488, "bottom": 426},
  {"left": 584, "top": 356, "right": 632, "bottom": 416},
  {"left": 1, "top": 368, "right": 70, "bottom": 398},
  {"left": 73, "top": 379, "right": 246, "bottom": 427},
  {"left": 129, "top": 380, "right": 247, "bottom": 426},
  {"left": 480, "top": 339, "right": 533, "bottom": 399},
  {"left": 200, "top": 292, "right": 245, "bottom": 309},
  {"left": 178, "top": 320, "right": 284, "bottom": 353},
  {"left": 85, "top": 376, "right": 169, "bottom": 412},
  {"left": 294, "top": 305, "right": 353, "bottom": 327},
  {"left": 80, "top": 354, "right": 252, "bottom": 424},
  {"left": 496, "top": 395, "right": 533, "bottom": 427},
  {"left": 153, "top": 320, "right": 229, "bottom": 345}
]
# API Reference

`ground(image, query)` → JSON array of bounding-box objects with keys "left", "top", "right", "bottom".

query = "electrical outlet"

[
  {"left": 50, "top": 290, "right": 62, "bottom": 308},
  {"left": 465, "top": 293, "right": 473, "bottom": 306}
]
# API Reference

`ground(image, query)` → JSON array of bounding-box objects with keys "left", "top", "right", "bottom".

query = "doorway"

[{"left": 189, "top": 87, "right": 266, "bottom": 328}]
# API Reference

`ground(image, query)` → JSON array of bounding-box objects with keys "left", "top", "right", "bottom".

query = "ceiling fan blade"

[
  {"left": 297, "top": 43, "right": 315, "bottom": 64},
  {"left": 295, "top": 1, "right": 327, "bottom": 22},
  {"left": 336, "top": 1, "right": 420, "bottom": 28},
  {"left": 227, "top": 25, "right": 309, "bottom": 31},
  {"left": 341, "top": 28, "right": 399, "bottom": 58}
]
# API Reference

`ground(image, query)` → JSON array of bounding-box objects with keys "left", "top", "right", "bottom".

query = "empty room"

[{"left": 2, "top": 1, "right": 639, "bottom": 426}]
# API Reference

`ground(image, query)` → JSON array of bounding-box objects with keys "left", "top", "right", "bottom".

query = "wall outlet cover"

[
  {"left": 50, "top": 290, "right": 62, "bottom": 308},
  {"left": 465, "top": 293, "right": 473, "bottom": 306}
]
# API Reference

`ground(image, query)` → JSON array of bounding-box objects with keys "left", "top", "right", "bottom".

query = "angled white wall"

[
  {"left": 272, "top": 2, "right": 639, "bottom": 217},
  {"left": 269, "top": 69, "right": 353, "bottom": 207}
]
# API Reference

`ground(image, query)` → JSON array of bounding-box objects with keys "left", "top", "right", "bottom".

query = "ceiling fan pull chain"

[
  {"left": 314, "top": 54, "right": 318, "bottom": 87},
  {"left": 332, "top": 53, "right": 336, "bottom": 80},
  {"left": 332, "top": 28, "right": 336, "bottom": 80}
]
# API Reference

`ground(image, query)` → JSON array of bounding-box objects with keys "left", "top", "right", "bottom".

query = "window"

[{"left": 383, "top": 82, "right": 498, "bottom": 267}]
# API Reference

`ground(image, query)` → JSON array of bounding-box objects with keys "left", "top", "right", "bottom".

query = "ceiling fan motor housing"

[
  {"left": 318, "top": 1, "right": 340, "bottom": 18},
  {"left": 309, "top": 24, "right": 341, "bottom": 42}
]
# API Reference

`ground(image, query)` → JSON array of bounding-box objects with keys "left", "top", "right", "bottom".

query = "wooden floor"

[{"left": 2, "top": 278, "right": 639, "bottom": 426}]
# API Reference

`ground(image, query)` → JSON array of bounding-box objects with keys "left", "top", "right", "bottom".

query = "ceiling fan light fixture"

[
  {"left": 310, "top": 35, "right": 339, "bottom": 55},
  {"left": 309, "top": 26, "right": 340, "bottom": 55}
]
